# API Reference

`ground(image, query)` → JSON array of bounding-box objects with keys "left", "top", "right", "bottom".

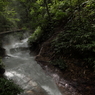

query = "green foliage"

[
  {"left": 0, "top": 0, "right": 18, "bottom": 31},
  {"left": 0, "top": 78, "right": 23, "bottom": 95},
  {"left": 54, "top": 10, "right": 67, "bottom": 21},
  {"left": 52, "top": 0, "right": 95, "bottom": 69},
  {"left": 51, "top": 59, "right": 67, "bottom": 70},
  {"left": 28, "top": 26, "right": 42, "bottom": 42},
  {"left": 28, "top": 26, "right": 43, "bottom": 46},
  {"left": 50, "top": 1, "right": 69, "bottom": 21}
]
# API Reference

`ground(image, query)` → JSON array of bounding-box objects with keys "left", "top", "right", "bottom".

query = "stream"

[{"left": 2, "top": 33, "right": 63, "bottom": 95}]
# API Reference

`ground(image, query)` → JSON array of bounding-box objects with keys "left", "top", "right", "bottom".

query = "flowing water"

[{"left": 2, "top": 33, "right": 63, "bottom": 95}]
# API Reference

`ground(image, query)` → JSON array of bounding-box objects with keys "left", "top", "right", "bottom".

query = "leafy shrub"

[
  {"left": 52, "top": 20, "right": 95, "bottom": 68},
  {"left": 28, "top": 26, "right": 43, "bottom": 50},
  {"left": 51, "top": 59, "right": 67, "bottom": 70},
  {"left": 0, "top": 78, "right": 23, "bottom": 95},
  {"left": 54, "top": 10, "right": 67, "bottom": 21},
  {"left": 28, "top": 26, "right": 43, "bottom": 43},
  {"left": 52, "top": 0, "right": 95, "bottom": 70},
  {"left": 50, "top": 1, "right": 70, "bottom": 23}
]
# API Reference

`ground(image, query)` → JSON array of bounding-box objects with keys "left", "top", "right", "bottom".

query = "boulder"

[
  {"left": 0, "top": 47, "right": 5, "bottom": 57},
  {"left": 0, "top": 67, "right": 5, "bottom": 75}
]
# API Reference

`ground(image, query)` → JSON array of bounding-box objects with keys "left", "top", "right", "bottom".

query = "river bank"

[
  {"left": 35, "top": 45, "right": 95, "bottom": 95},
  {"left": 36, "top": 58, "right": 95, "bottom": 95},
  {"left": 33, "top": 30, "right": 95, "bottom": 95}
]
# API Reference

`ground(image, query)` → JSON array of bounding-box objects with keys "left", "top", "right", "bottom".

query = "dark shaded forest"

[{"left": 0, "top": 0, "right": 95, "bottom": 95}]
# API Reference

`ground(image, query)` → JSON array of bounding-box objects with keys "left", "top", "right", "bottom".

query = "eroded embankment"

[{"left": 34, "top": 30, "right": 95, "bottom": 95}]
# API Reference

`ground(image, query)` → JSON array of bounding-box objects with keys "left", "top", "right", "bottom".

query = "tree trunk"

[{"left": 44, "top": 0, "right": 51, "bottom": 20}]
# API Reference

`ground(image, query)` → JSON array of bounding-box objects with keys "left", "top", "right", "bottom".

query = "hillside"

[{"left": 28, "top": 0, "right": 95, "bottom": 95}]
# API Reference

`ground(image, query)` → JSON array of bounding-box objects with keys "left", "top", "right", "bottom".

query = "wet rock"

[
  {"left": 36, "top": 55, "right": 50, "bottom": 62},
  {"left": 0, "top": 67, "right": 5, "bottom": 75},
  {"left": 25, "top": 86, "right": 48, "bottom": 95},
  {"left": 0, "top": 47, "right": 5, "bottom": 57},
  {"left": 10, "top": 47, "right": 28, "bottom": 53}
]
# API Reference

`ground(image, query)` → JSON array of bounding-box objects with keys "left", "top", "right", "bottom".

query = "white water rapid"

[{"left": 2, "top": 34, "right": 63, "bottom": 95}]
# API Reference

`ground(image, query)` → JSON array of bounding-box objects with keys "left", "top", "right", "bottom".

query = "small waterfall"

[{"left": 2, "top": 33, "right": 63, "bottom": 95}]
